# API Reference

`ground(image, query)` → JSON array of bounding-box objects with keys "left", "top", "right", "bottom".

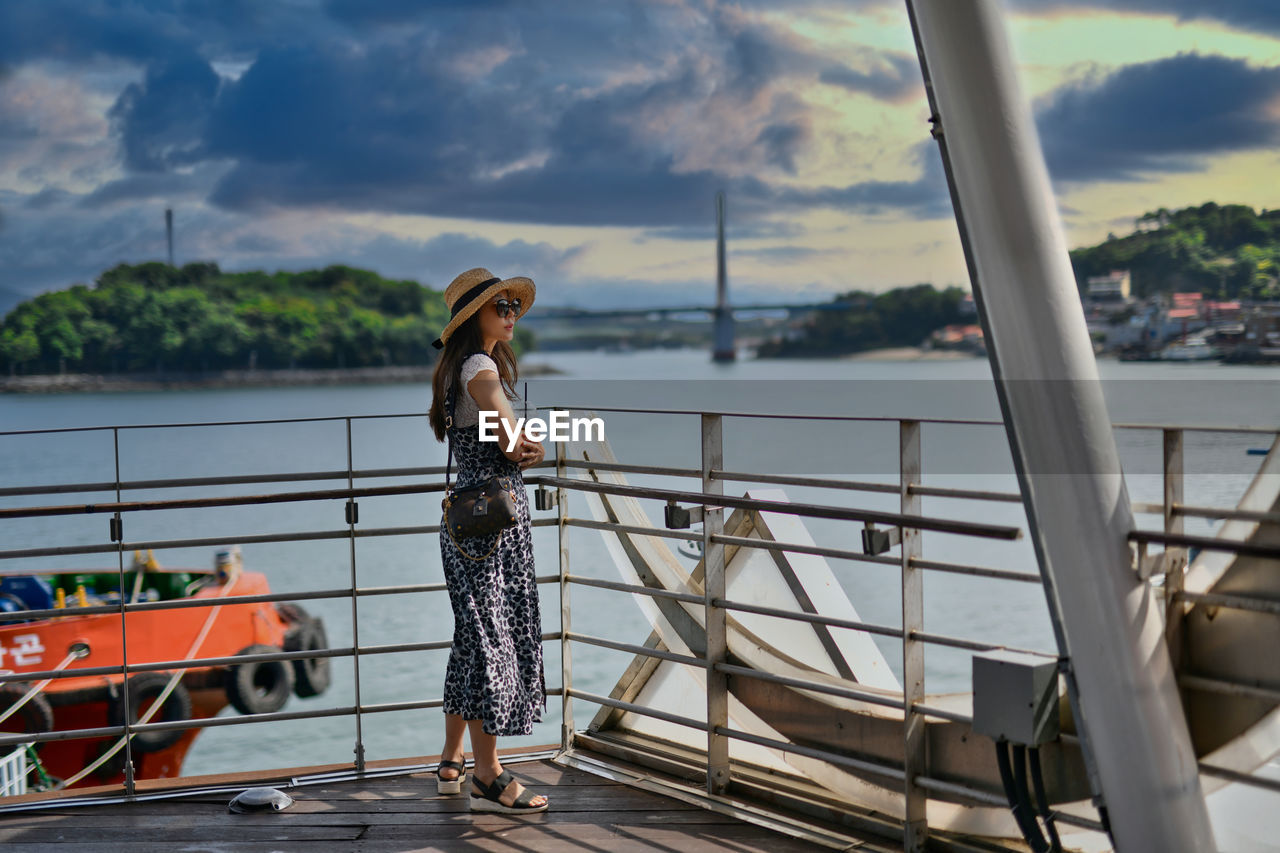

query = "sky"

[{"left": 1, "top": 0, "right": 1278, "bottom": 314}]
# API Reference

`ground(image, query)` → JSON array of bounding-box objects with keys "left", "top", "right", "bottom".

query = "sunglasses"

[{"left": 493, "top": 298, "right": 523, "bottom": 319}]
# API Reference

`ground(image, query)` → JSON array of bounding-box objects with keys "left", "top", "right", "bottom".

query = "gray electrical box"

[{"left": 971, "top": 650, "right": 1060, "bottom": 745}]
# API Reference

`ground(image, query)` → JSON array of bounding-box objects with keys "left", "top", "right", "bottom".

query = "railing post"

[
  {"left": 112, "top": 427, "right": 137, "bottom": 798},
  {"left": 345, "top": 418, "right": 365, "bottom": 773},
  {"left": 900, "top": 420, "right": 927, "bottom": 851},
  {"left": 1163, "top": 429, "right": 1185, "bottom": 654},
  {"left": 557, "top": 437, "right": 574, "bottom": 752},
  {"left": 702, "top": 413, "right": 729, "bottom": 794}
]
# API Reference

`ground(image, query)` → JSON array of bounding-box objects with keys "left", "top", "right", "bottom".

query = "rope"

[{"left": 0, "top": 650, "right": 80, "bottom": 726}]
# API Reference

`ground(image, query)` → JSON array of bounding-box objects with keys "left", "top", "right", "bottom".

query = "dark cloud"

[
  {"left": 0, "top": 0, "right": 327, "bottom": 65},
  {"left": 818, "top": 52, "right": 920, "bottom": 101},
  {"left": 1009, "top": 0, "right": 1280, "bottom": 36},
  {"left": 2, "top": 0, "right": 931, "bottom": 230},
  {"left": 108, "top": 49, "right": 220, "bottom": 172},
  {"left": 1036, "top": 53, "right": 1280, "bottom": 182},
  {"left": 23, "top": 188, "right": 72, "bottom": 209},
  {"left": 340, "top": 232, "right": 584, "bottom": 288}
]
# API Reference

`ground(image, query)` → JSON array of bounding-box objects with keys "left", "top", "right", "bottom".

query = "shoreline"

[
  {"left": 838, "top": 346, "right": 982, "bottom": 361},
  {"left": 0, "top": 363, "right": 564, "bottom": 394}
]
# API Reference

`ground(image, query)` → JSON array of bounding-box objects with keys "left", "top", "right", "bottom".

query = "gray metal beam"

[{"left": 905, "top": 1, "right": 1215, "bottom": 850}]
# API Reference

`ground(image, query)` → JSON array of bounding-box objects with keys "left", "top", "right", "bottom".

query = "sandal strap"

[
  {"left": 511, "top": 786, "right": 543, "bottom": 808},
  {"left": 437, "top": 760, "right": 465, "bottom": 772},
  {"left": 492, "top": 769, "right": 515, "bottom": 793}
]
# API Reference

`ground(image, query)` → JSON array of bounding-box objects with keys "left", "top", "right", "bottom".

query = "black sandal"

[
  {"left": 435, "top": 759, "right": 466, "bottom": 795},
  {"left": 470, "top": 769, "right": 548, "bottom": 814}
]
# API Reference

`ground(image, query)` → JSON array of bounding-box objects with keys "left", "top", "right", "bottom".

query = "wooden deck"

[{"left": 0, "top": 754, "right": 900, "bottom": 851}]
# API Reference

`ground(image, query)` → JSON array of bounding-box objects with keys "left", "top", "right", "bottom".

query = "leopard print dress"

[{"left": 439, "top": 352, "right": 545, "bottom": 736}]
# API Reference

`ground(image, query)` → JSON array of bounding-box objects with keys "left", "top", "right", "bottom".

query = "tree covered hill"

[
  {"left": 0, "top": 262, "right": 531, "bottom": 376},
  {"left": 1069, "top": 202, "right": 1280, "bottom": 299},
  {"left": 756, "top": 284, "right": 967, "bottom": 357}
]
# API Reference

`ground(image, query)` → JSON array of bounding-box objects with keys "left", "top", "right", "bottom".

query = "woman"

[{"left": 427, "top": 267, "right": 548, "bottom": 814}]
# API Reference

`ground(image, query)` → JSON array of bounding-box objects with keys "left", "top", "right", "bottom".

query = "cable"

[
  {"left": 1027, "top": 746, "right": 1063, "bottom": 852},
  {"left": 995, "top": 740, "right": 1048, "bottom": 853},
  {"left": 1012, "top": 744, "right": 1051, "bottom": 853}
]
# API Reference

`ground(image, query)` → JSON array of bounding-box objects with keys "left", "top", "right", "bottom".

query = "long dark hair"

[{"left": 428, "top": 313, "right": 519, "bottom": 442}]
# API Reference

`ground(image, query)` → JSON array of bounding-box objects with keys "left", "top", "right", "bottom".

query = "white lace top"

[{"left": 449, "top": 352, "right": 524, "bottom": 428}]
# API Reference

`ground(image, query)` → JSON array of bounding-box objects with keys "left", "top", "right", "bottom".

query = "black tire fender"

[
  {"left": 107, "top": 673, "right": 192, "bottom": 753},
  {"left": 0, "top": 684, "right": 55, "bottom": 738},
  {"left": 284, "top": 618, "right": 331, "bottom": 699},
  {"left": 225, "top": 644, "right": 295, "bottom": 715}
]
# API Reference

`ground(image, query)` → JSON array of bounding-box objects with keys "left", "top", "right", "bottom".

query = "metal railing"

[{"left": 0, "top": 409, "right": 1276, "bottom": 850}]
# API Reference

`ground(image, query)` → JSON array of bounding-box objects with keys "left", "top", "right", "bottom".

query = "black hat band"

[{"left": 431, "top": 277, "right": 502, "bottom": 349}]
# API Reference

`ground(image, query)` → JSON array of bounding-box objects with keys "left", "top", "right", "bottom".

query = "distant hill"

[
  {"left": 1069, "top": 202, "right": 1280, "bottom": 299},
  {"left": 0, "top": 262, "right": 532, "bottom": 376},
  {"left": 756, "top": 284, "right": 967, "bottom": 357}
]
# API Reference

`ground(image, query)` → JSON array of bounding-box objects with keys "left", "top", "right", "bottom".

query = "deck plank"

[{"left": 0, "top": 757, "right": 892, "bottom": 851}]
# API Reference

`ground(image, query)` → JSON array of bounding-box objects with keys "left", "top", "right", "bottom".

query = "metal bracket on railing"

[
  {"left": 861, "top": 522, "right": 901, "bottom": 555},
  {"left": 109, "top": 514, "right": 123, "bottom": 543},
  {"left": 1133, "top": 541, "right": 1184, "bottom": 581},
  {"left": 665, "top": 501, "right": 703, "bottom": 529},
  {"left": 535, "top": 486, "right": 558, "bottom": 511},
  {"left": 345, "top": 500, "right": 359, "bottom": 525}
]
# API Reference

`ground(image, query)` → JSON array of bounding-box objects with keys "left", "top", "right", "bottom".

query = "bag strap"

[{"left": 443, "top": 350, "right": 496, "bottom": 492}]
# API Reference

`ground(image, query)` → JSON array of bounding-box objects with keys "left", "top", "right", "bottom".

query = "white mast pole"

[{"left": 905, "top": 2, "right": 1214, "bottom": 850}]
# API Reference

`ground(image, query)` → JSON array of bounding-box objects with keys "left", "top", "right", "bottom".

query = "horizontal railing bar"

[
  {"left": 566, "top": 632, "right": 707, "bottom": 668},
  {"left": 564, "top": 574, "right": 704, "bottom": 605},
  {"left": 1129, "top": 530, "right": 1280, "bottom": 560},
  {"left": 556, "top": 458, "right": 703, "bottom": 479},
  {"left": 914, "top": 776, "right": 1106, "bottom": 832},
  {"left": 713, "top": 725, "right": 906, "bottom": 782},
  {"left": 1179, "top": 674, "right": 1280, "bottom": 703},
  {"left": 4, "top": 409, "right": 1271, "bottom": 438},
  {"left": 714, "top": 663, "right": 905, "bottom": 710},
  {"left": 711, "top": 469, "right": 899, "bottom": 496},
  {"left": 711, "top": 533, "right": 901, "bottom": 568},
  {"left": 907, "top": 557, "right": 1040, "bottom": 584},
  {"left": 712, "top": 597, "right": 903, "bottom": 640},
  {"left": 0, "top": 642, "right": 431, "bottom": 686},
  {"left": 0, "top": 631, "right": 563, "bottom": 686},
  {"left": 537, "top": 404, "right": 1006, "bottom": 426},
  {"left": 565, "top": 688, "right": 707, "bottom": 732},
  {"left": 0, "top": 691, "right": 503, "bottom": 749},
  {"left": 907, "top": 484, "right": 1022, "bottom": 503},
  {"left": 912, "top": 703, "right": 973, "bottom": 725},
  {"left": 1174, "top": 590, "right": 1280, "bottom": 616},
  {"left": 1111, "top": 423, "right": 1278, "bottom": 436},
  {"left": 0, "top": 519, "right": 559, "bottom": 561},
  {"left": 536, "top": 474, "right": 1023, "bottom": 540},
  {"left": 908, "top": 631, "right": 1058, "bottom": 659},
  {"left": 0, "top": 466, "right": 444, "bottom": 500},
  {"left": 0, "top": 575, "right": 559, "bottom": 625},
  {"left": 0, "top": 411, "right": 436, "bottom": 438},
  {"left": 911, "top": 775, "right": 1006, "bottom": 807},
  {"left": 1132, "top": 501, "right": 1163, "bottom": 515},
  {"left": 562, "top": 516, "right": 701, "bottom": 544},
  {"left": 1199, "top": 762, "right": 1280, "bottom": 796},
  {"left": 1174, "top": 503, "right": 1280, "bottom": 524},
  {"left": 0, "top": 482, "right": 452, "bottom": 521},
  {"left": 0, "top": 586, "right": 355, "bottom": 623}
]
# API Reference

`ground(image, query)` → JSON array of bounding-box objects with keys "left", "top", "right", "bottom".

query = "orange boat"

[{"left": 0, "top": 548, "right": 330, "bottom": 790}]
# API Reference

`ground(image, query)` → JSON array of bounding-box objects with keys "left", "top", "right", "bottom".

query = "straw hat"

[{"left": 431, "top": 267, "right": 536, "bottom": 350}]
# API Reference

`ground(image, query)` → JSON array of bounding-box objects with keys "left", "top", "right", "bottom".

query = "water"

[{"left": 0, "top": 350, "right": 1276, "bottom": 784}]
